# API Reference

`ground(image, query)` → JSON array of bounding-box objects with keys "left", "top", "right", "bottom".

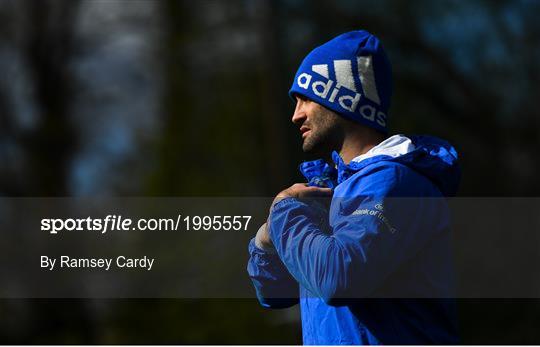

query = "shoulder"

[{"left": 334, "top": 160, "right": 439, "bottom": 198}]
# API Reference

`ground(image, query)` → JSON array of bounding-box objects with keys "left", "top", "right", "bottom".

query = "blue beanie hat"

[{"left": 289, "top": 30, "right": 392, "bottom": 133}]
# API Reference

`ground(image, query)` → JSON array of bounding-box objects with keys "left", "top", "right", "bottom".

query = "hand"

[{"left": 256, "top": 184, "right": 332, "bottom": 252}]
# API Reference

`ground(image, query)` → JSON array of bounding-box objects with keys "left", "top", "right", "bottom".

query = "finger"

[
  {"left": 304, "top": 186, "right": 332, "bottom": 192},
  {"left": 300, "top": 187, "right": 333, "bottom": 197},
  {"left": 312, "top": 187, "right": 333, "bottom": 195}
]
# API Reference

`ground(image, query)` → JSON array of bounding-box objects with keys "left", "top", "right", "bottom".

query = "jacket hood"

[{"left": 300, "top": 134, "right": 461, "bottom": 197}]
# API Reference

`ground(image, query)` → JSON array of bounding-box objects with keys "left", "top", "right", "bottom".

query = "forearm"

[
  {"left": 268, "top": 198, "right": 346, "bottom": 302},
  {"left": 247, "top": 235, "right": 299, "bottom": 308}
]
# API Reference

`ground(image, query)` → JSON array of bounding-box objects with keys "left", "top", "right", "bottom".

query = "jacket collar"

[{"left": 300, "top": 135, "right": 415, "bottom": 187}]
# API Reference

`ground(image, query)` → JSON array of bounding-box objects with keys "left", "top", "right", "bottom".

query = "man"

[{"left": 247, "top": 30, "right": 461, "bottom": 345}]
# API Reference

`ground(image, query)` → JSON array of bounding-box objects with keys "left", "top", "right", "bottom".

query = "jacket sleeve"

[
  {"left": 247, "top": 236, "right": 299, "bottom": 308},
  {"left": 268, "top": 164, "right": 445, "bottom": 304}
]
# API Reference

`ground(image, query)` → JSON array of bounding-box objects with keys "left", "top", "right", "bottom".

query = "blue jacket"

[{"left": 247, "top": 135, "right": 461, "bottom": 345}]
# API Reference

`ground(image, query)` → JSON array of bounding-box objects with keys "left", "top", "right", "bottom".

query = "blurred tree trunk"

[
  {"left": 0, "top": 1, "right": 18, "bottom": 195},
  {"left": 150, "top": 0, "right": 194, "bottom": 195},
  {"left": 18, "top": 0, "right": 80, "bottom": 196},
  {"left": 254, "top": 0, "right": 291, "bottom": 193}
]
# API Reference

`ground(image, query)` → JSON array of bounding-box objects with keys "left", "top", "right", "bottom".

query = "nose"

[{"left": 292, "top": 97, "right": 307, "bottom": 125}]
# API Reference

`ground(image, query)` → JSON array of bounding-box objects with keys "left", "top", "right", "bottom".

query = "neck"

[{"left": 338, "top": 129, "right": 386, "bottom": 164}]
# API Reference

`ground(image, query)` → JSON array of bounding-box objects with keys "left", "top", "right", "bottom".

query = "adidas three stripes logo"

[{"left": 310, "top": 56, "right": 380, "bottom": 105}]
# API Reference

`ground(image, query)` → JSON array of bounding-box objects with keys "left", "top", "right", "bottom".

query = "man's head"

[{"left": 289, "top": 30, "right": 392, "bottom": 154}]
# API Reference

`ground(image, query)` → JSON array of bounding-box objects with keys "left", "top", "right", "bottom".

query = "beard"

[{"left": 302, "top": 112, "right": 344, "bottom": 158}]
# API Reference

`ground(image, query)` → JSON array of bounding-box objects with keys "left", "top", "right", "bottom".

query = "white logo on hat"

[
  {"left": 311, "top": 56, "right": 381, "bottom": 105},
  {"left": 296, "top": 56, "right": 386, "bottom": 127}
]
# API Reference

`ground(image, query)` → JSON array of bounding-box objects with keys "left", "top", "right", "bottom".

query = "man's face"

[{"left": 292, "top": 94, "right": 344, "bottom": 156}]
